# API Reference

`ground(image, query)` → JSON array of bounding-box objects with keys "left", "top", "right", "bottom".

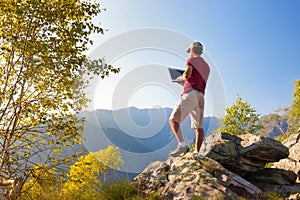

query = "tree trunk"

[{"left": 0, "top": 177, "right": 24, "bottom": 200}]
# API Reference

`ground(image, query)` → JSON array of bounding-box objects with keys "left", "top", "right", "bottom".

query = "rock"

[
  {"left": 200, "top": 132, "right": 289, "bottom": 176},
  {"left": 133, "top": 131, "right": 300, "bottom": 199},
  {"left": 244, "top": 168, "right": 297, "bottom": 185},
  {"left": 254, "top": 183, "right": 300, "bottom": 199},
  {"left": 239, "top": 134, "right": 289, "bottom": 162},
  {"left": 133, "top": 153, "right": 263, "bottom": 200},
  {"left": 273, "top": 133, "right": 300, "bottom": 182}
]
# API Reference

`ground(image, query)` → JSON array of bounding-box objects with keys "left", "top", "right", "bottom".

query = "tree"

[
  {"left": 287, "top": 80, "right": 300, "bottom": 135},
  {"left": 0, "top": 1, "right": 119, "bottom": 198},
  {"left": 19, "top": 164, "right": 62, "bottom": 200},
  {"left": 217, "top": 97, "right": 262, "bottom": 135},
  {"left": 19, "top": 146, "right": 123, "bottom": 200},
  {"left": 61, "top": 146, "right": 123, "bottom": 200}
]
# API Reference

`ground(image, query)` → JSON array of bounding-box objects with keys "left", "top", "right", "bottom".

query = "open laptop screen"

[{"left": 168, "top": 67, "right": 185, "bottom": 82}]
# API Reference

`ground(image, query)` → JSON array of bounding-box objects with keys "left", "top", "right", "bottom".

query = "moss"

[{"left": 263, "top": 191, "right": 284, "bottom": 200}]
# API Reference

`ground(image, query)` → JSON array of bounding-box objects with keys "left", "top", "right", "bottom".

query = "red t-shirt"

[{"left": 183, "top": 57, "right": 210, "bottom": 94}]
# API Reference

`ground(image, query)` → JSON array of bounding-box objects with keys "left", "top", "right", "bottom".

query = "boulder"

[
  {"left": 254, "top": 184, "right": 300, "bottom": 199},
  {"left": 244, "top": 168, "right": 297, "bottom": 186},
  {"left": 200, "top": 132, "right": 289, "bottom": 176},
  {"left": 133, "top": 131, "right": 300, "bottom": 199},
  {"left": 273, "top": 133, "right": 300, "bottom": 182},
  {"left": 133, "top": 153, "right": 263, "bottom": 200}
]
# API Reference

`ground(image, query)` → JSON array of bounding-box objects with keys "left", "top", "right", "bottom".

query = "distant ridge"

[
  {"left": 84, "top": 107, "right": 220, "bottom": 153},
  {"left": 81, "top": 107, "right": 220, "bottom": 175}
]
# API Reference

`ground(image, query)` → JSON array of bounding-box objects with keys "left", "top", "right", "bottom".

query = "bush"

[{"left": 99, "top": 180, "right": 137, "bottom": 200}]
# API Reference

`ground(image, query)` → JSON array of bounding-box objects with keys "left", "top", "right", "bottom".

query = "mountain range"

[
  {"left": 80, "top": 107, "right": 288, "bottom": 178},
  {"left": 82, "top": 107, "right": 219, "bottom": 175},
  {"left": 83, "top": 107, "right": 219, "bottom": 152}
]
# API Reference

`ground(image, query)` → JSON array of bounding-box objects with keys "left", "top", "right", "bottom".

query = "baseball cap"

[{"left": 186, "top": 42, "right": 203, "bottom": 53}]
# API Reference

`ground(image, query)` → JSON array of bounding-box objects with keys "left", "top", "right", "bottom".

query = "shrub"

[{"left": 99, "top": 180, "right": 137, "bottom": 200}]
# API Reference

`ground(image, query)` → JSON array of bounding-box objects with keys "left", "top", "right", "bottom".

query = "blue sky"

[{"left": 88, "top": 0, "right": 300, "bottom": 116}]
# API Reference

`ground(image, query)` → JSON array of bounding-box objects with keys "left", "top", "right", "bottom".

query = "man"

[{"left": 169, "top": 41, "right": 210, "bottom": 156}]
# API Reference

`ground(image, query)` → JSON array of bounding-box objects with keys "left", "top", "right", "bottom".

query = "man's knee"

[{"left": 169, "top": 119, "right": 178, "bottom": 126}]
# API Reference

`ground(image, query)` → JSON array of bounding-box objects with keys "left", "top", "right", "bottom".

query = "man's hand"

[{"left": 176, "top": 76, "right": 184, "bottom": 86}]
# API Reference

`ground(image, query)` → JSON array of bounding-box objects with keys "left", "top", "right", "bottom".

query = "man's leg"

[
  {"left": 169, "top": 93, "right": 190, "bottom": 146},
  {"left": 190, "top": 91, "right": 205, "bottom": 153},
  {"left": 169, "top": 93, "right": 192, "bottom": 156},
  {"left": 169, "top": 120, "right": 184, "bottom": 143},
  {"left": 169, "top": 119, "right": 189, "bottom": 156},
  {"left": 195, "top": 128, "right": 204, "bottom": 152}
]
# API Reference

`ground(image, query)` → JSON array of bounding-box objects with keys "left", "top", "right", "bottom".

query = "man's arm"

[
  {"left": 183, "top": 65, "right": 192, "bottom": 80},
  {"left": 175, "top": 65, "right": 192, "bottom": 86}
]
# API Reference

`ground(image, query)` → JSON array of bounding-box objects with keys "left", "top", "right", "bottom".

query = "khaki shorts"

[{"left": 169, "top": 90, "right": 204, "bottom": 129}]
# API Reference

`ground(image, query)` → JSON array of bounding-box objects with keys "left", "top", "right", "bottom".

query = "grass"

[
  {"left": 99, "top": 180, "right": 137, "bottom": 200},
  {"left": 99, "top": 180, "right": 162, "bottom": 200}
]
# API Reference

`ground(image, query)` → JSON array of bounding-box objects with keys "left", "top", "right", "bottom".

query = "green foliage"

[
  {"left": 147, "top": 193, "right": 162, "bottom": 200},
  {"left": 0, "top": 0, "right": 119, "bottom": 197},
  {"left": 20, "top": 164, "right": 63, "bottom": 200},
  {"left": 264, "top": 162, "right": 274, "bottom": 168},
  {"left": 93, "top": 145, "right": 124, "bottom": 170},
  {"left": 287, "top": 80, "right": 300, "bottom": 135},
  {"left": 190, "top": 196, "right": 205, "bottom": 200},
  {"left": 20, "top": 146, "right": 124, "bottom": 199},
  {"left": 275, "top": 80, "right": 300, "bottom": 142},
  {"left": 99, "top": 181, "right": 162, "bottom": 200},
  {"left": 217, "top": 97, "right": 262, "bottom": 135},
  {"left": 99, "top": 180, "right": 137, "bottom": 200},
  {"left": 263, "top": 191, "right": 284, "bottom": 200},
  {"left": 61, "top": 153, "right": 104, "bottom": 199},
  {"left": 61, "top": 146, "right": 123, "bottom": 199},
  {"left": 93, "top": 145, "right": 124, "bottom": 182}
]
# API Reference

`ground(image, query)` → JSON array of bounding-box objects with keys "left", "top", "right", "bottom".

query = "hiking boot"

[
  {"left": 192, "top": 150, "right": 199, "bottom": 155},
  {"left": 195, "top": 153, "right": 204, "bottom": 160},
  {"left": 169, "top": 145, "right": 189, "bottom": 157}
]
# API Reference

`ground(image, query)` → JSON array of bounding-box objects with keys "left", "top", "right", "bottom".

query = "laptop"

[{"left": 168, "top": 67, "right": 185, "bottom": 83}]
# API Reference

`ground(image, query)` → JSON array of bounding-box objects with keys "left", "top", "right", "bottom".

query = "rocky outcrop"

[
  {"left": 273, "top": 133, "right": 300, "bottom": 182},
  {"left": 244, "top": 168, "right": 297, "bottom": 185},
  {"left": 133, "top": 132, "right": 300, "bottom": 199},
  {"left": 199, "top": 132, "right": 289, "bottom": 176},
  {"left": 133, "top": 153, "right": 263, "bottom": 199},
  {"left": 262, "top": 132, "right": 300, "bottom": 199}
]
